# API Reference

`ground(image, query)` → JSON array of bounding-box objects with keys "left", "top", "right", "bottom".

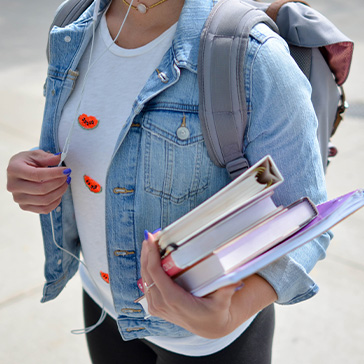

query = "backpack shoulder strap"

[
  {"left": 198, "top": 0, "right": 277, "bottom": 179},
  {"left": 46, "top": 0, "right": 94, "bottom": 61}
]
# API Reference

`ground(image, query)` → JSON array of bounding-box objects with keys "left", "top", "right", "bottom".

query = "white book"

[
  {"left": 157, "top": 155, "right": 283, "bottom": 253},
  {"left": 161, "top": 192, "right": 283, "bottom": 276},
  {"left": 173, "top": 197, "right": 317, "bottom": 292}
]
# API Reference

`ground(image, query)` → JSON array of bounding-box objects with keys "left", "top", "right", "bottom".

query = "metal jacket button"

[
  {"left": 114, "top": 250, "right": 135, "bottom": 256},
  {"left": 176, "top": 114, "right": 190, "bottom": 140},
  {"left": 113, "top": 187, "right": 134, "bottom": 194},
  {"left": 126, "top": 327, "right": 146, "bottom": 332},
  {"left": 177, "top": 126, "right": 190, "bottom": 140},
  {"left": 121, "top": 308, "right": 142, "bottom": 314},
  {"left": 156, "top": 69, "right": 169, "bottom": 83}
]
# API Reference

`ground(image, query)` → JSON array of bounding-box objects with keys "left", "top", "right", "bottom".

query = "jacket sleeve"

[{"left": 243, "top": 24, "right": 333, "bottom": 305}]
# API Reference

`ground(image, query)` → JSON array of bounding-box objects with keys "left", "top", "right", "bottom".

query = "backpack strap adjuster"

[
  {"left": 226, "top": 157, "right": 250, "bottom": 180},
  {"left": 331, "top": 86, "right": 349, "bottom": 137}
]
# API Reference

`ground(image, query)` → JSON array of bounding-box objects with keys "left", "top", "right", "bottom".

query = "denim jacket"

[{"left": 39, "top": 0, "right": 331, "bottom": 340}]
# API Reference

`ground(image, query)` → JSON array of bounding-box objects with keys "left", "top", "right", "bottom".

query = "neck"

[{"left": 106, "top": 0, "right": 184, "bottom": 48}]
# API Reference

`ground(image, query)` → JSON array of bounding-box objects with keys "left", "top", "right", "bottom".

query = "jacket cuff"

[
  {"left": 257, "top": 232, "right": 332, "bottom": 305},
  {"left": 257, "top": 255, "right": 318, "bottom": 305}
]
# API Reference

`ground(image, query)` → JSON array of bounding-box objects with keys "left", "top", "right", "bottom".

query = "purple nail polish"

[
  {"left": 152, "top": 228, "right": 161, "bottom": 234},
  {"left": 66, "top": 176, "right": 71, "bottom": 185},
  {"left": 63, "top": 168, "right": 72, "bottom": 175},
  {"left": 234, "top": 282, "right": 245, "bottom": 292},
  {"left": 144, "top": 230, "right": 149, "bottom": 240},
  {"left": 54, "top": 152, "right": 62, "bottom": 156}
]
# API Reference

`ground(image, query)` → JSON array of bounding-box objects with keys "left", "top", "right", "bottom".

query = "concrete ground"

[{"left": 0, "top": 0, "right": 363, "bottom": 363}]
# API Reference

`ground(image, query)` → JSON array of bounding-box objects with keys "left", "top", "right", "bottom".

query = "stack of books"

[{"left": 136, "top": 155, "right": 364, "bottom": 305}]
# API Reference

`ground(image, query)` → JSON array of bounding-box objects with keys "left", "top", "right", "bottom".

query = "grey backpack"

[{"left": 47, "top": 0, "right": 354, "bottom": 179}]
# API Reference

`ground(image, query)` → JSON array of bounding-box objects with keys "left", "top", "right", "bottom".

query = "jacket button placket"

[{"left": 105, "top": 122, "right": 145, "bottom": 330}]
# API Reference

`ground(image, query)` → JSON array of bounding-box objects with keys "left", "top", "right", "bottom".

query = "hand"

[
  {"left": 141, "top": 232, "right": 277, "bottom": 339},
  {"left": 7, "top": 150, "right": 71, "bottom": 214}
]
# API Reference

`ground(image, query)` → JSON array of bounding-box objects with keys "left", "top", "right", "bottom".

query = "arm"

[
  {"left": 140, "top": 25, "right": 331, "bottom": 337},
  {"left": 244, "top": 24, "right": 332, "bottom": 304}
]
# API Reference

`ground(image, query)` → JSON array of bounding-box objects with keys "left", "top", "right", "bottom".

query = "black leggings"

[{"left": 83, "top": 291, "right": 275, "bottom": 364}]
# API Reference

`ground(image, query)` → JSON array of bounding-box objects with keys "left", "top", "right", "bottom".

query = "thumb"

[
  {"left": 7, "top": 150, "right": 69, "bottom": 184},
  {"left": 206, "top": 281, "right": 244, "bottom": 301},
  {"left": 27, "top": 150, "right": 63, "bottom": 168}
]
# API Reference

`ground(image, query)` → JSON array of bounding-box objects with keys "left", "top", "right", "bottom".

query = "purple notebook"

[{"left": 192, "top": 189, "right": 364, "bottom": 297}]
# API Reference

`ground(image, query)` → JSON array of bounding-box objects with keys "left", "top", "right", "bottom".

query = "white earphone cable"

[
  {"left": 52, "top": 0, "right": 135, "bottom": 334},
  {"left": 60, "top": 0, "right": 135, "bottom": 165},
  {"left": 50, "top": 211, "right": 107, "bottom": 334}
]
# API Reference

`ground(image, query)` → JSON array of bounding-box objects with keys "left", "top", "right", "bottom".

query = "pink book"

[
  {"left": 173, "top": 197, "right": 317, "bottom": 292},
  {"left": 192, "top": 189, "right": 364, "bottom": 297}
]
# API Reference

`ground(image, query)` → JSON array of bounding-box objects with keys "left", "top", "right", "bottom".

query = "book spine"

[{"left": 161, "top": 254, "right": 183, "bottom": 277}]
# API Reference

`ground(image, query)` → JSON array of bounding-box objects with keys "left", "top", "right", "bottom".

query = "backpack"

[
  {"left": 47, "top": 0, "right": 354, "bottom": 179},
  {"left": 198, "top": 0, "right": 353, "bottom": 178}
]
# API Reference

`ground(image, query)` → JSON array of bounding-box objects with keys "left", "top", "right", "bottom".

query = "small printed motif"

[
  {"left": 84, "top": 175, "right": 102, "bottom": 193},
  {"left": 100, "top": 271, "right": 110, "bottom": 284},
  {"left": 78, "top": 114, "right": 99, "bottom": 129}
]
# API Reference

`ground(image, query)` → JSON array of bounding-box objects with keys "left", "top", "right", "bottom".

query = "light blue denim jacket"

[{"left": 39, "top": 0, "right": 331, "bottom": 340}]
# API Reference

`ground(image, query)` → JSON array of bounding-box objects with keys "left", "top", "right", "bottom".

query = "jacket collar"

[{"left": 172, "top": 0, "right": 215, "bottom": 73}]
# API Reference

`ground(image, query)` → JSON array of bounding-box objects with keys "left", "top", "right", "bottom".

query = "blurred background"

[{"left": 0, "top": 0, "right": 363, "bottom": 363}]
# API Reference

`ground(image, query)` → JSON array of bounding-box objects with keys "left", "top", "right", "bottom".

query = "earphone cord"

[
  {"left": 52, "top": 0, "right": 136, "bottom": 334},
  {"left": 60, "top": 0, "right": 135, "bottom": 166},
  {"left": 50, "top": 211, "right": 107, "bottom": 334}
]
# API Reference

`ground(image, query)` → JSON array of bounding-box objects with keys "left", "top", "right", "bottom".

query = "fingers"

[
  {"left": 139, "top": 232, "right": 245, "bottom": 336},
  {"left": 18, "top": 198, "right": 65, "bottom": 214},
  {"left": 7, "top": 150, "right": 71, "bottom": 214},
  {"left": 140, "top": 233, "right": 154, "bottom": 289},
  {"left": 9, "top": 174, "right": 68, "bottom": 195},
  {"left": 141, "top": 232, "right": 192, "bottom": 320},
  {"left": 14, "top": 181, "right": 70, "bottom": 214},
  {"left": 141, "top": 231, "right": 237, "bottom": 305},
  {"left": 140, "top": 233, "right": 160, "bottom": 316},
  {"left": 22, "top": 149, "right": 62, "bottom": 169},
  {"left": 143, "top": 233, "right": 183, "bottom": 299},
  {"left": 7, "top": 150, "right": 68, "bottom": 183}
]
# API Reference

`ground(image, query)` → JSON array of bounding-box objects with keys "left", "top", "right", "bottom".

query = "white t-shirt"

[{"left": 58, "top": 12, "right": 255, "bottom": 356}]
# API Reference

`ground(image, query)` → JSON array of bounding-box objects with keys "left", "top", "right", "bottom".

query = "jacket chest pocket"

[{"left": 141, "top": 110, "right": 212, "bottom": 204}]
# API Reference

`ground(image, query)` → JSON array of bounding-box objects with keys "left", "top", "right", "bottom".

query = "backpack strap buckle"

[
  {"left": 331, "top": 86, "right": 349, "bottom": 137},
  {"left": 226, "top": 157, "right": 250, "bottom": 180}
]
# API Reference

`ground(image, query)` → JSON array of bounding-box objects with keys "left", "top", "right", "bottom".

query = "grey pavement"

[{"left": 1, "top": 1, "right": 363, "bottom": 363}]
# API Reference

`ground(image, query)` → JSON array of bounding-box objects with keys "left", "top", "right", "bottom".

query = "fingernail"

[
  {"left": 54, "top": 152, "right": 62, "bottom": 156},
  {"left": 144, "top": 230, "right": 149, "bottom": 241},
  {"left": 234, "top": 282, "right": 245, "bottom": 292},
  {"left": 66, "top": 176, "right": 71, "bottom": 185},
  {"left": 152, "top": 228, "right": 161, "bottom": 234},
  {"left": 63, "top": 168, "right": 72, "bottom": 175}
]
